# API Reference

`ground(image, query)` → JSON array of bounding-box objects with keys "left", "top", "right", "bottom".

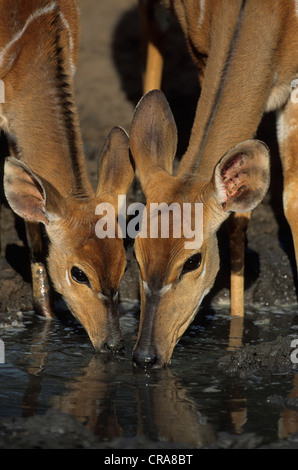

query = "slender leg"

[
  {"left": 227, "top": 211, "right": 251, "bottom": 317},
  {"left": 277, "top": 99, "right": 298, "bottom": 275},
  {"left": 138, "top": 0, "right": 170, "bottom": 93},
  {"left": 25, "top": 221, "right": 54, "bottom": 318}
]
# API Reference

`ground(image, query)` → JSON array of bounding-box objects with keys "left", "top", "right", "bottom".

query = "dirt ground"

[{"left": 0, "top": 0, "right": 298, "bottom": 449}]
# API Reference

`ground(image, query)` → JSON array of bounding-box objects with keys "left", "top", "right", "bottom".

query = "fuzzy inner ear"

[
  {"left": 213, "top": 140, "right": 270, "bottom": 213},
  {"left": 4, "top": 157, "right": 63, "bottom": 225},
  {"left": 129, "top": 89, "right": 177, "bottom": 194},
  {"left": 96, "top": 126, "right": 134, "bottom": 205}
]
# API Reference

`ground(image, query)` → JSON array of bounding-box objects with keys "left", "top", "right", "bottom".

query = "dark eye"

[
  {"left": 181, "top": 253, "right": 202, "bottom": 276},
  {"left": 71, "top": 266, "right": 90, "bottom": 287}
]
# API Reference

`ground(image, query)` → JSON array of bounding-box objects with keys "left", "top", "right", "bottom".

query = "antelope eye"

[
  {"left": 181, "top": 253, "right": 202, "bottom": 276},
  {"left": 71, "top": 266, "right": 90, "bottom": 287}
]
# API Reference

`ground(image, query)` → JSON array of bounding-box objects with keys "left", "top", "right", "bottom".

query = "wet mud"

[
  {"left": 1, "top": 409, "right": 297, "bottom": 449},
  {"left": 0, "top": 0, "right": 298, "bottom": 449},
  {"left": 219, "top": 335, "right": 297, "bottom": 378}
]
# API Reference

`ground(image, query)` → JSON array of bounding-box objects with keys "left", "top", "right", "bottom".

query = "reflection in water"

[
  {"left": 0, "top": 310, "right": 297, "bottom": 447},
  {"left": 221, "top": 383, "right": 247, "bottom": 435},
  {"left": 225, "top": 313, "right": 247, "bottom": 435},
  {"left": 141, "top": 368, "right": 215, "bottom": 446},
  {"left": 22, "top": 320, "right": 52, "bottom": 418},
  {"left": 51, "top": 356, "right": 123, "bottom": 441},
  {"left": 278, "top": 374, "right": 298, "bottom": 439},
  {"left": 50, "top": 356, "right": 215, "bottom": 447},
  {"left": 228, "top": 316, "right": 244, "bottom": 351}
]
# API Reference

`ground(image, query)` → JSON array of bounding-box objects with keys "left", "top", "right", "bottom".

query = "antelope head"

[
  {"left": 129, "top": 90, "right": 270, "bottom": 368},
  {"left": 4, "top": 127, "right": 134, "bottom": 352}
]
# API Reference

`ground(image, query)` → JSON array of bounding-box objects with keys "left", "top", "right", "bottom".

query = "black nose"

[
  {"left": 133, "top": 346, "right": 158, "bottom": 368},
  {"left": 105, "top": 336, "right": 125, "bottom": 353}
]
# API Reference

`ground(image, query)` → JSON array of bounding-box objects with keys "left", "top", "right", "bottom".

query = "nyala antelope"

[
  {"left": 0, "top": 0, "right": 134, "bottom": 351},
  {"left": 129, "top": 0, "right": 298, "bottom": 368}
]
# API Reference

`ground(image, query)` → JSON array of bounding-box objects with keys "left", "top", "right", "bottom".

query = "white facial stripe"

[
  {"left": 0, "top": 3, "right": 57, "bottom": 68},
  {"left": 158, "top": 283, "right": 172, "bottom": 297},
  {"left": 142, "top": 280, "right": 150, "bottom": 295},
  {"left": 143, "top": 281, "right": 173, "bottom": 297},
  {"left": 295, "top": 0, "right": 298, "bottom": 17},
  {"left": 65, "top": 269, "right": 71, "bottom": 287},
  {"left": 97, "top": 292, "right": 109, "bottom": 302},
  {"left": 97, "top": 291, "right": 118, "bottom": 302},
  {"left": 142, "top": 262, "right": 206, "bottom": 298},
  {"left": 201, "top": 263, "right": 206, "bottom": 279},
  {"left": 201, "top": 287, "right": 210, "bottom": 302}
]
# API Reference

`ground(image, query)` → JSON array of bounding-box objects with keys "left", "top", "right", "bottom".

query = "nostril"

[
  {"left": 105, "top": 337, "right": 125, "bottom": 353},
  {"left": 133, "top": 348, "right": 157, "bottom": 369}
]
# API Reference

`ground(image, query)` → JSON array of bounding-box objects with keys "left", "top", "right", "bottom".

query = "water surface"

[{"left": 0, "top": 305, "right": 297, "bottom": 448}]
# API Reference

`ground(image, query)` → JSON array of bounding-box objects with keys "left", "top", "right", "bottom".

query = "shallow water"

[{"left": 0, "top": 304, "right": 298, "bottom": 448}]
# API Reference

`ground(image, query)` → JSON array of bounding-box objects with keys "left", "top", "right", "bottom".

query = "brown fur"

[
  {"left": 131, "top": 0, "right": 298, "bottom": 368},
  {"left": 0, "top": 1, "right": 134, "bottom": 351}
]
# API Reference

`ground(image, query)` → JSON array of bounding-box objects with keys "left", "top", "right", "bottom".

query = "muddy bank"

[
  {"left": 0, "top": 409, "right": 298, "bottom": 449},
  {"left": 219, "top": 335, "right": 298, "bottom": 379},
  {"left": 0, "top": 410, "right": 189, "bottom": 449}
]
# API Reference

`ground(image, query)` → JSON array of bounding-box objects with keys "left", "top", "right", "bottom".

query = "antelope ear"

[
  {"left": 96, "top": 126, "right": 134, "bottom": 208},
  {"left": 4, "top": 157, "right": 64, "bottom": 225},
  {"left": 213, "top": 140, "right": 270, "bottom": 213},
  {"left": 129, "top": 89, "right": 177, "bottom": 194}
]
